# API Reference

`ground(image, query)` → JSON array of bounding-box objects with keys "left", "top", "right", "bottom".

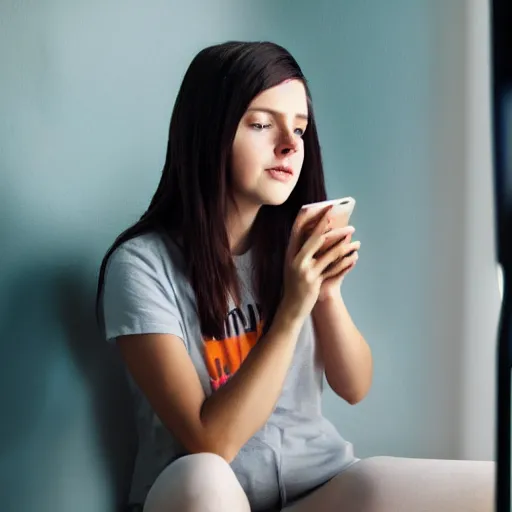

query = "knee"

[
  {"left": 172, "top": 453, "right": 240, "bottom": 494},
  {"left": 144, "top": 453, "right": 250, "bottom": 512}
]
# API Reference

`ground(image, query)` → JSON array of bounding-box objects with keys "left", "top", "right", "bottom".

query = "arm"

[
  {"left": 312, "top": 294, "right": 372, "bottom": 404},
  {"left": 117, "top": 301, "right": 303, "bottom": 463}
]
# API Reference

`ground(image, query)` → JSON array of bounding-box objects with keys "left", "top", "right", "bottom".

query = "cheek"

[
  {"left": 230, "top": 138, "right": 260, "bottom": 186},
  {"left": 294, "top": 143, "right": 305, "bottom": 169},
  {"left": 232, "top": 131, "right": 265, "bottom": 167}
]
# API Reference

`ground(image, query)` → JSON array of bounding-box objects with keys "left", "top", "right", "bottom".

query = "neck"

[{"left": 226, "top": 200, "right": 261, "bottom": 255}]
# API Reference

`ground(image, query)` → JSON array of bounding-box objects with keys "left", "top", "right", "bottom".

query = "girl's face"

[{"left": 230, "top": 79, "right": 308, "bottom": 210}]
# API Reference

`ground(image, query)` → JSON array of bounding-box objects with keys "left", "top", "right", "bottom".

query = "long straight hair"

[{"left": 96, "top": 41, "right": 327, "bottom": 340}]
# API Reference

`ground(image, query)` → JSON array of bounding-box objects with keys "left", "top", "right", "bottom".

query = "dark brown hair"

[{"left": 96, "top": 41, "right": 327, "bottom": 339}]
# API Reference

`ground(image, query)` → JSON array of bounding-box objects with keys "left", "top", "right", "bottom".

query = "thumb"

[{"left": 287, "top": 208, "right": 309, "bottom": 258}]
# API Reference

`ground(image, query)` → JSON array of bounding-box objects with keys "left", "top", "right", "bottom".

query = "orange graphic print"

[{"left": 203, "top": 303, "right": 263, "bottom": 391}]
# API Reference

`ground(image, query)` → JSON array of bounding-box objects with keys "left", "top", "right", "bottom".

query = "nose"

[{"left": 275, "top": 132, "right": 298, "bottom": 157}]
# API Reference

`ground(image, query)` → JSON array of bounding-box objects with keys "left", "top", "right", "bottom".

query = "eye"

[
  {"left": 294, "top": 127, "right": 305, "bottom": 136},
  {"left": 250, "top": 123, "right": 272, "bottom": 130}
]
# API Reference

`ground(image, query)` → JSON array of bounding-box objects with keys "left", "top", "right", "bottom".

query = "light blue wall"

[{"left": 0, "top": 1, "right": 469, "bottom": 511}]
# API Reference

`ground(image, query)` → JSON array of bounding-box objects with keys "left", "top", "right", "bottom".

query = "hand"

[
  {"left": 281, "top": 205, "right": 350, "bottom": 322},
  {"left": 317, "top": 228, "right": 360, "bottom": 302}
]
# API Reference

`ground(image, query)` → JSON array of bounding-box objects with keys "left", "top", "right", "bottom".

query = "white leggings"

[{"left": 143, "top": 453, "right": 495, "bottom": 512}]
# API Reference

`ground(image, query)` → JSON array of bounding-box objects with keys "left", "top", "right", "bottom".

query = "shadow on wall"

[
  {"left": 57, "top": 263, "right": 138, "bottom": 507},
  {"left": 0, "top": 258, "right": 137, "bottom": 511}
]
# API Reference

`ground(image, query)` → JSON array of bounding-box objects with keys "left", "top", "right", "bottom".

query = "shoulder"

[
  {"left": 109, "top": 230, "right": 176, "bottom": 262},
  {"left": 107, "top": 230, "right": 185, "bottom": 276},
  {"left": 101, "top": 230, "right": 188, "bottom": 341},
  {"left": 102, "top": 230, "right": 189, "bottom": 308}
]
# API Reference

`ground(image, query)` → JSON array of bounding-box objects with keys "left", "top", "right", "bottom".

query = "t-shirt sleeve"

[{"left": 102, "top": 244, "right": 185, "bottom": 343}]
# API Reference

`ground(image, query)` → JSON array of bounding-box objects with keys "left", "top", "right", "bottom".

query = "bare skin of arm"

[{"left": 118, "top": 304, "right": 302, "bottom": 462}]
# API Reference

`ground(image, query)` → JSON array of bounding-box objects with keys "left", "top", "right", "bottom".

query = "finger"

[
  {"left": 339, "top": 260, "right": 356, "bottom": 278},
  {"left": 323, "top": 251, "right": 359, "bottom": 279},
  {"left": 295, "top": 207, "right": 334, "bottom": 261},
  {"left": 342, "top": 240, "right": 361, "bottom": 258},
  {"left": 316, "top": 238, "right": 360, "bottom": 273},
  {"left": 301, "top": 206, "right": 333, "bottom": 238},
  {"left": 317, "top": 226, "right": 355, "bottom": 255},
  {"left": 324, "top": 252, "right": 356, "bottom": 278},
  {"left": 288, "top": 205, "right": 332, "bottom": 257},
  {"left": 325, "top": 225, "right": 355, "bottom": 242},
  {"left": 296, "top": 205, "right": 331, "bottom": 234},
  {"left": 342, "top": 259, "right": 357, "bottom": 274},
  {"left": 329, "top": 224, "right": 355, "bottom": 238},
  {"left": 300, "top": 226, "right": 350, "bottom": 268}
]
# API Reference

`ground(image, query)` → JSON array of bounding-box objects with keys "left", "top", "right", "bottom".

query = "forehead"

[{"left": 248, "top": 79, "right": 308, "bottom": 116}]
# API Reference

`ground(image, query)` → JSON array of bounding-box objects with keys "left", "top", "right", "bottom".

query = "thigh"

[{"left": 283, "top": 456, "right": 495, "bottom": 512}]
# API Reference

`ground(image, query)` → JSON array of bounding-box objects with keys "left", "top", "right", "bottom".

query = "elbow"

[
  {"left": 187, "top": 434, "right": 240, "bottom": 464},
  {"left": 195, "top": 405, "right": 241, "bottom": 463},
  {"left": 189, "top": 446, "right": 237, "bottom": 464},
  {"left": 208, "top": 443, "right": 238, "bottom": 464},
  {"left": 325, "top": 358, "right": 373, "bottom": 405},
  {"left": 327, "top": 374, "right": 371, "bottom": 405},
  {"left": 344, "top": 390, "right": 367, "bottom": 405}
]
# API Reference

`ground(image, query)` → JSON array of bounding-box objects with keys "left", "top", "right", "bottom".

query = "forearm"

[
  {"left": 200, "top": 301, "right": 303, "bottom": 461},
  {"left": 312, "top": 294, "right": 372, "bottom": 404}
]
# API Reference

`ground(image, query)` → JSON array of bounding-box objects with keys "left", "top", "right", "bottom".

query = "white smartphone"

[{"left": 300, "top": 196, "right": 356, "bottom": 253}]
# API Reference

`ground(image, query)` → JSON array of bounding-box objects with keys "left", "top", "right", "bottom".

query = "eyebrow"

[{"left": 246, "top": 107, "right": 309, "bottom": 121}]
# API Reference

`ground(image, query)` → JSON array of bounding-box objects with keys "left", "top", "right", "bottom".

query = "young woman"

[{"left": 97, "top": 41, "right": 494, "bottom": 512}]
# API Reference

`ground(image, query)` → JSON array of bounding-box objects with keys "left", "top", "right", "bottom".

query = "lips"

[
  {"left": 266, "top": 165, "right": 293, "bottom": 175},
  {"left": 266, "top": 166, "right": 294, "bottom": 183}
]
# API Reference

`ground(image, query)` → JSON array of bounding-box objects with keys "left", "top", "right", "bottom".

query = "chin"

[
  {"left": 260, "top": 195, "right": 292, "bottom": 207},
  {"left": 240, "top": 185, "right": 296, "bottom": 209},
  {"left": 255, "top": 186, "right": 293, "bottom": 205},
  {"left": 265, "top": 182, "right": 298, "bottom": 205}
]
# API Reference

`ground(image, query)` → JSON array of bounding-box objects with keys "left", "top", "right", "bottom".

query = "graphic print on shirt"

[{"left": 203, "top": 303, "right": 263, "bottom": 391}]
